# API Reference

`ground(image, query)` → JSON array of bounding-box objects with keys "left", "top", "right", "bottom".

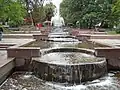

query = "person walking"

[{"left": 0, "top": 26, "right": 3, "bottom": 41}]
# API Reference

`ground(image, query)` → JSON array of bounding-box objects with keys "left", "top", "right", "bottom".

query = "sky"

[
  {"left": 44, "top": 0, "right": 63, "bottom": 7},
  {"left": 52, "top": 0, "right": 63, "bottom": 6}
]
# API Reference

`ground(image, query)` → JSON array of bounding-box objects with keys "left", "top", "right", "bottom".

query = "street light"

[{"left": 28, "top": 10, "right": 34, "bottom": 26}]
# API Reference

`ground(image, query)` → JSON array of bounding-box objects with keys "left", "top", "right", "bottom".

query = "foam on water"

[
  {"left": 1, "top": 72, "right": 120, "bottom": 90},
  {"left": 45, "top": 74, "right": 120, "bottom": 90},
  {"left": 48, "top": 37, "right": 79, "bottom": 42},
  {"left": 39, "top": 52, "right": 100, "bottom": 65}
]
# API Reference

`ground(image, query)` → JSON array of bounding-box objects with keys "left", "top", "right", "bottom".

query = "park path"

[
  {"left": 0, "top": 38, "right": 34, "bottom": 68},
  {"left": 91, "top": 39, "right": 120, "bottom": 47}
]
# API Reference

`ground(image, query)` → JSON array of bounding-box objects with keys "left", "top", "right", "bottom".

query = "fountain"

[
  {"left": 31, "top": 0, "right": 107, "bottom": 84},
  {"left": 51, "top": 14, "right": 65, "bottom": 27},
  {"left": 1, "top": 0, "right": 120, "bottom": 90},
  {"left": 32, "top": 47, "right": 107, "bottom": 84},
  {"left": 51, "top": 0, "right": 65, "bottom": 27},
  {"left": 0, "top": 16, "right": 120, "bottom": 90}
]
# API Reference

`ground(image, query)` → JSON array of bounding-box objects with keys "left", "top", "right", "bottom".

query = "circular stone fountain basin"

[{"left": 32, "top": 48, "right": 107, "bottom": 84}]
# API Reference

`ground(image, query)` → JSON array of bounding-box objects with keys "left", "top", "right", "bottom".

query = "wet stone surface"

[
  {"left": 24, "top": 40, "right": 108, "bottom": 49},
  {"left": 32, "top": 52, "right": 106, "bottom": 84},
  {"left": 0, "top": 71, "right": 120, "bottom": 90},
  {"left": 39, "top": 52, "right": 102, "bottom": 65}
]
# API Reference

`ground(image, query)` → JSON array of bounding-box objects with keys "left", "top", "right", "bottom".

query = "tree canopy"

[
  {"left": 31, "top": 2, "right": 55, "bottom": 24},
  {"left": 0, "top": 0, "right": 54, "bottom": 26},
  {"left": 0, "top": 0, "right": 26, "bottom": 26},
  {"left": 24, "top": 0, "right": 55, "bottom": 24},
  {"left": 60, "top": 0, "right": 120, "bottom": 28},
  {"left": 44, "top": 3, "right": 56, "bottom": 21}
]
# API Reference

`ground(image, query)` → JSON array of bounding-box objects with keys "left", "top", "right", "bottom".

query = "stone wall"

[
  {"left": 33, "top": 34, "right": 48, "bottom": 41},
  {"left": 7, "top": 47, "right": 41, "bottom": 71},
  {"left": 95, "top": 48, "right": 120, "bottom": 70}
]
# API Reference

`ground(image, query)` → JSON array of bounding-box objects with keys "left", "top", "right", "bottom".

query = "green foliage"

[
  {"left": 116, "top": 30, "right": 120, "bottom": 34},
  {"left": 60, "top": 0, "right": 118, "bottom": 29},
  {"left": 115, "top": 23, "right": 120, "bottom": 34},
  {"left": 0, "top": 0, "right": 26, "bottom": 27},
  {"left": 44, "top": 3, "right": 56, "bottom": 21},
  {"left": 107, "top": 30, "right": 116, "bottom": 34},
  {"left": 32, "top": 2, "right": 55, "bottom": 23},
  {"left": 32, "top": 6, "right": 46, "bottom": 23},
  {"left": 111, "top": 0, "right": 120, "bottom": 25}
]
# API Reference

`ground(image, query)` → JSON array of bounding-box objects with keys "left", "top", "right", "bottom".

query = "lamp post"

[{"left": 28, "top": 10, "right": 34, "bottom": 26}]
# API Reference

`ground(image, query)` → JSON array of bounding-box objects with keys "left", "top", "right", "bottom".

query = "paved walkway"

[
  {"left": 3, "top": 34, "right": 33, "bottom": 39},
  {"left": 0, "top": 38, "right": 35, "bottom": 47},
  {"left": 91, "top": 39, "right": 120, "bottom": 47},
  {"left": 0, "top": 38, "right": 35, "bottom": 69}
]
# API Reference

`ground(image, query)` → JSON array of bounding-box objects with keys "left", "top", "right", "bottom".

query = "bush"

[
  {"left": 116, "top": 29, "right": 120, "bottom": 34},
  {"left": 8, "top": 20, "right": 23, "bottom": 27},
  {"left": 115, "top": 24, "right": 120, "bottom": 34}
]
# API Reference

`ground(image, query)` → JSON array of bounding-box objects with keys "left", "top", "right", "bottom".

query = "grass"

[
  {"left": 107, "top": 30, "right": 117, "bottom": 35},
  {"left": 3, "top": 28, "right": 12, "bottom": 34}
]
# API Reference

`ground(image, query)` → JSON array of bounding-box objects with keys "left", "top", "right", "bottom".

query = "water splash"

[
  {"left": 51, "top": 0, "right": 65, "bottom": 27},
  {"left": 1, "top": 72, "right": 120, "bottom": 90}
]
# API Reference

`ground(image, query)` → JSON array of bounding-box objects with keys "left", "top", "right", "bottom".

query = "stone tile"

[{"left": 91, "top": 39, "right": 120, "bottom": 47}]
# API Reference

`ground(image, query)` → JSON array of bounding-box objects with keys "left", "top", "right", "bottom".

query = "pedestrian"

[{"left": 0, "top": 26, "right": 3, "bottom": 41}]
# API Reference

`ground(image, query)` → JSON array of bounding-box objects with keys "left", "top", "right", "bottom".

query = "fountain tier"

[{"left": 32, "top": 48, "right": 107, "bottom": 84}]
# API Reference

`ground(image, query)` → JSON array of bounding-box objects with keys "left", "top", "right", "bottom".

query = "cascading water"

[
  {"left": 1, "top": 24, "right": 120, "bottom": 90},
  {"left": 1, "top": 0, "right": 120, "bottom": 90},
  {"left": 32, "top": 48, "right": 107, "bottom": 84}
]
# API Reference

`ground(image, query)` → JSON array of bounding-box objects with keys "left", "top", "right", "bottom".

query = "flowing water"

[
  {"left": 23, "top": 40, "right": 109, "bottom": 49},
  {"left": 39, "top": 52, "right": 102, "bottom": 65},
  {"left": 23, "top": 27, "right": 109, "bottom": 49},
  {"left": 0, "top": 27, "right": 118, "bottom": 89},
  {"left": 0, "top": 0, "right": 118, "bottom": 88},
  {"left": 0, "top": 71, "right": 120, "bottom": 90}
]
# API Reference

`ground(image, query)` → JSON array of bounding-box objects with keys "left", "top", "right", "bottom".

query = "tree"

[
  {"left": 25, "top": 0, "right": 46, "bottom": 23},
  {"left": 24, "top": 0, "right": 45, "bottom": 11},
  {"left": 60, "top": 0, "right": 117, "bottom": 28},
  {"left": 25, "top": 0, "right": 54, "bottom": 24},
  {"left": 0, "top": 0, "right": 26, "bottom": 26},
  {"left": 111, "top": 0, "right": 120, "bottom": 26},
  {"left": 44, "top": 2, "right": 56, "bottom": 21}
]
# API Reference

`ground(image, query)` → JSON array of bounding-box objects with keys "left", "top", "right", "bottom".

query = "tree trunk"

[{"left": 89, "top": 20, "right": 92, "bottom": 29}]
